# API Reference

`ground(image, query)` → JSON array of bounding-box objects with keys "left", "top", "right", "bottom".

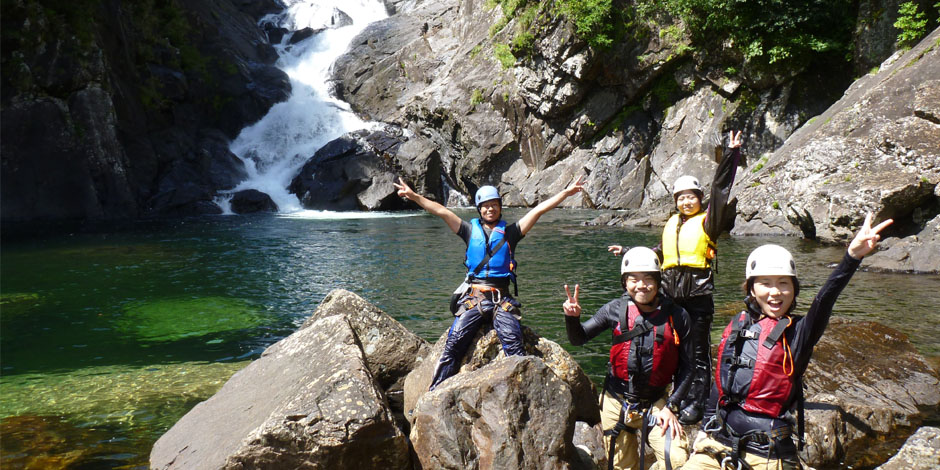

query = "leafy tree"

[{"left": 894, "top": 1, "right": 929, "bottom": 48}]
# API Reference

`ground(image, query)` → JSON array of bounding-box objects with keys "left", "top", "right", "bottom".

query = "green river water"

[{"left": 1, "top": 210, "right": 938, "bottom": 469}]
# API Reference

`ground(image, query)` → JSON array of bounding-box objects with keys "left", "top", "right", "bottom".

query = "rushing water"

[
  {"left": 1, "top": 211, "right": 938, "bottom": 468},
  {"left": 223, "top": 0, "right": 387, "bottom": 212}
]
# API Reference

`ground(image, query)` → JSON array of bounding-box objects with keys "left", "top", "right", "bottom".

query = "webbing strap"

[
  {"left": 470, "top": 237, "right": 507, "bottom": 278},
  {"left": 762, "top": 316, "right": 790, "bottom": 349},
  {"left": 613, "top": 319, "right": 652, "bottom": 345},
  {"left": 664, "top": 424, "right": 673, "bottom": 470}
]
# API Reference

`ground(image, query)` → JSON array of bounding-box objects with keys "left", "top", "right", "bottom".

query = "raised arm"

[
  {"left": 703, "top": 130, "right": 743, "bottom": 238},
  {"left": 394, "top": 177, "right": 462, "bottom": 233},
  {"left": 517, "top": 176, "right": 585, "bottom": 235}
]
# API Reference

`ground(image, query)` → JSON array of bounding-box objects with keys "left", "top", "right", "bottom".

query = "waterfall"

[{"left": 223, "top": 0, "right": 388, "bottom": 213}]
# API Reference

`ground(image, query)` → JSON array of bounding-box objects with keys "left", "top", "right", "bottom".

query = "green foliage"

[
  {"left": 644, "top": 0, "right": 854, "bottom": 71},
  {"left": 470, "top": 45, "right": 483, "bottom": 59},
  {"left": 489, "top": 16, "right": 509, "bottom": 37},
  {"left": 772, "top": 201, "right": 780, "bottom": 210},
  {"left": 470, "top": 88, "right": 485, "bottom": 107},
  {"left": 895, "top": 2, "right": 929, "bottom": 48},
  {"left": 555, "top": 0, "right": 619, "bottom": 49},
  {"left": 494, "top": 43, "right": 516, "bottom": 68}
]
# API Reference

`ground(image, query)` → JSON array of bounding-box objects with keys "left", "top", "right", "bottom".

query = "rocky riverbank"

[{"left": 151, "top": 289, "right": 939, "bottom": 469}]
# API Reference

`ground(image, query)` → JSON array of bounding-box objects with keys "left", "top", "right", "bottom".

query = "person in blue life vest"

[
  {"left": 394, "top": 176, "right": 585, "bottom": 391},
  {"left": 608, "top": 130, "right": 744, "bottom": 424},
  {"left": 683, "top": 213, "right": 893, "bottom": 470},
  {"left": 562, "top": 247, "right": 694, "bottom": 470}
]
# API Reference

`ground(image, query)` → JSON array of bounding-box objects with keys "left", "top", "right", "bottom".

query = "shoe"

[{"left": 679, "top": 402, "right": 703, "bottom": 425}]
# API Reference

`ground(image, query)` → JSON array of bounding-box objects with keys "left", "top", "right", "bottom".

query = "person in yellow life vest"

[{"left": 609, "top": 130, "right": 743, "bottom": 425}]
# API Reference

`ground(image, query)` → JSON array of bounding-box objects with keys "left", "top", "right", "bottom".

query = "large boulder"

[
  {"left": 149, "top": 314, "right": 409, "bottom": 469},
  {"left": 288, "top": 129, "right": 428, "bottom": 211},
  {"left": 875, "top": 426, "right": 940, "bottom": 470},
  {"left": 404, "top": 324, "right": 600, "bottom": 427},
  {"left": 301, "top": 289, "right": 430, "bottom": 402},
  {"left": 230, "top": 189, "right": 278, "bottom": 214},
  {"left": 410, "top": 355, "right": 577, "bottom": 469},
  {"left": 800, "top": 319, "right": 940, "bottom": 468},
  {"left": 731, "top": 28, "right": 940, "bottom": 266}
]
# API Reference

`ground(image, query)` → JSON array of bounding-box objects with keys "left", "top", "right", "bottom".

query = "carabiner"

[{"left": 720, "top": 456, "right": 743, "bottom": 470}]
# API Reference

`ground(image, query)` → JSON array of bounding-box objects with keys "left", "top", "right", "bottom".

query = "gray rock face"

[
  {"left": 801, "top": 319, "right": 940, "bottom": 468},
  {"left": 403, "top": 324, "right": 600, "bottom": 427},
  {"left": 410, "top": 355, "right": 577, "bottom": 469},
  {"left": 866, "top": 214, "right": 940, "bottom": 272},
  {"left": 301, "top": 289, "right": 430, "bottom": 396},
  {"left": 875, "top": 426, "right": 940, "bottom": 470},
  {"left": 731, "top": 28, "right": 940, "bottom": 263},
  {"left": 149, "top": 314, "right": 409, "bottom": 469},
  {"left": 330, "top": 0, "right": 856, "bottom": 220}
]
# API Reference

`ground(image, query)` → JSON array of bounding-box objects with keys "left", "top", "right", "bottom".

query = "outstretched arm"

[
  {"left": 517, "top": 176, "right": 585, "bottom": 235},
  {"left": 703, "top": 130, "right": 743, "bottom": 238},
  {"left": 394, "top": 177, "right": 462, "bottom": 233}
]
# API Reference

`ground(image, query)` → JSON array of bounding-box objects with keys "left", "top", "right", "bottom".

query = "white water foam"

[
  {"left": 279, "top": 210, "right": 424, "bottom": 220},
  {"left": 225, "top": 0, "right": 388, "bottom": 213}
]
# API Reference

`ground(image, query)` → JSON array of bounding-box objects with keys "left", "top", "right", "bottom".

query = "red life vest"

[
  {"left": 609, "top": 302, "right": 680, "bottom": 388},
  {"left": 715, "top": 311, "right": 796, "bottom": 417}
]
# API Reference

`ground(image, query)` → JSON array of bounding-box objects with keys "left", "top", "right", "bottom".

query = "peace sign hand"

[
  {"left": 728, "top": 130, "right": 743, "bottom": 149},
  {"left": 848, "top": 213, "right": 893, "bottom": 259},
  {"left": 563, "top": 284, "right": 582, "bottom": 317}
]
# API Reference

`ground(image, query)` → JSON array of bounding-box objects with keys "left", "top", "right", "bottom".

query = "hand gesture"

[
  {"left": 848, "top": 213, "right": 893, "bottom": 259},
  {"left": 563, "top": 175, "right": 585, "bottom": 198},
  {"left": 393, "top": 177, "right": 416, "bottom": 201},
  {"left": 728, "top": 130, "right": 743, "bottom": 149},
  {"left": 563, "top": 284, "right": 582, "bottom": 317},
  {"left": 607, "top": 245, "right": 624, "bottom": 256}
]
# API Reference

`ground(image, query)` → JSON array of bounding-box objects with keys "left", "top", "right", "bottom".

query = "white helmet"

[
  {"left": 745, "top": 244, "right": 797, "bottom": 279},
  {"left": 621, "top": 247, "right": 661, "bottom": 275},
  {"left": 672, "top": 175, "right": 703, "bottom": 197}
]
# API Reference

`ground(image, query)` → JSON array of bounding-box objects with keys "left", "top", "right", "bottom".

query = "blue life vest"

[{"left": 465, "top": 219, "right": 513, "bottom": 280}]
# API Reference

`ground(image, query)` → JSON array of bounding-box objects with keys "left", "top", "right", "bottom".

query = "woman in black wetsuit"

[{"left": 684, "top": 213, "right": 893, "bottom": 470}]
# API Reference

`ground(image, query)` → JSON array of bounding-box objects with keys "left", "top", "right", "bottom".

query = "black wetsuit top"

[
  {"left": 566, "top": 293, "right": 696, "bottom": 410},
  {"left": 704, "top": 251, "right": 863, "bottom": 458}
]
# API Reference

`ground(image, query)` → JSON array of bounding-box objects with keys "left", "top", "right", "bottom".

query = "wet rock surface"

[
  {"left": 230, "top": 189, "right": 278, "bottom": 214},
  {"left": 288, "top": 129, "right": 427, "bottom": 211},
  {"left": 801, "top": 319, "right": 940, "bottom": 468},
  {"left": 874, "top": 426, "right": 940, "bottom": 470}
]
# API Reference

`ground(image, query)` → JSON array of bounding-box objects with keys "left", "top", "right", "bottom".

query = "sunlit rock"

[
  {"left": 410, "top": 355, "right": 577, "bottom": 469},
  {"left": 403, "top": 324, "right": 600, "bottom": 427},
  {"left": 875, "top": 426, "right": 940, "bottom": 470},
  {"left": 150, "top": 314, "right": 409, "bottom": 469}
]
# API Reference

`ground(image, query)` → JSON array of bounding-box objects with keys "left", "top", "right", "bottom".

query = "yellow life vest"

[{"left": 661, "top": 212, "right": 716, "bottom": 270}]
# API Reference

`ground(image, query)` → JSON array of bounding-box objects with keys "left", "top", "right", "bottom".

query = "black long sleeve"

[{"left": 703, "top": 147, "right": 741, "bottom": 239}]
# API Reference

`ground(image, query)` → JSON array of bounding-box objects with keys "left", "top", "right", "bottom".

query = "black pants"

[{"left": 674, "top": 295, "right": 713, "bottom": 412}]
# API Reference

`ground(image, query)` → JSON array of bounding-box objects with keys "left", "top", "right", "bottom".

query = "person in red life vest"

[
  {"left": 608, "top": 130, "right": 744, "bottom": 424},
  {"left": 683, "top": 213, "right": 893, "bottom": 470},
  {"left": 395, "top": 176, "right": 585, "bottom": 391},
  {"left": 563, "top": 247, "right": 694, "bottom": 470}
]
